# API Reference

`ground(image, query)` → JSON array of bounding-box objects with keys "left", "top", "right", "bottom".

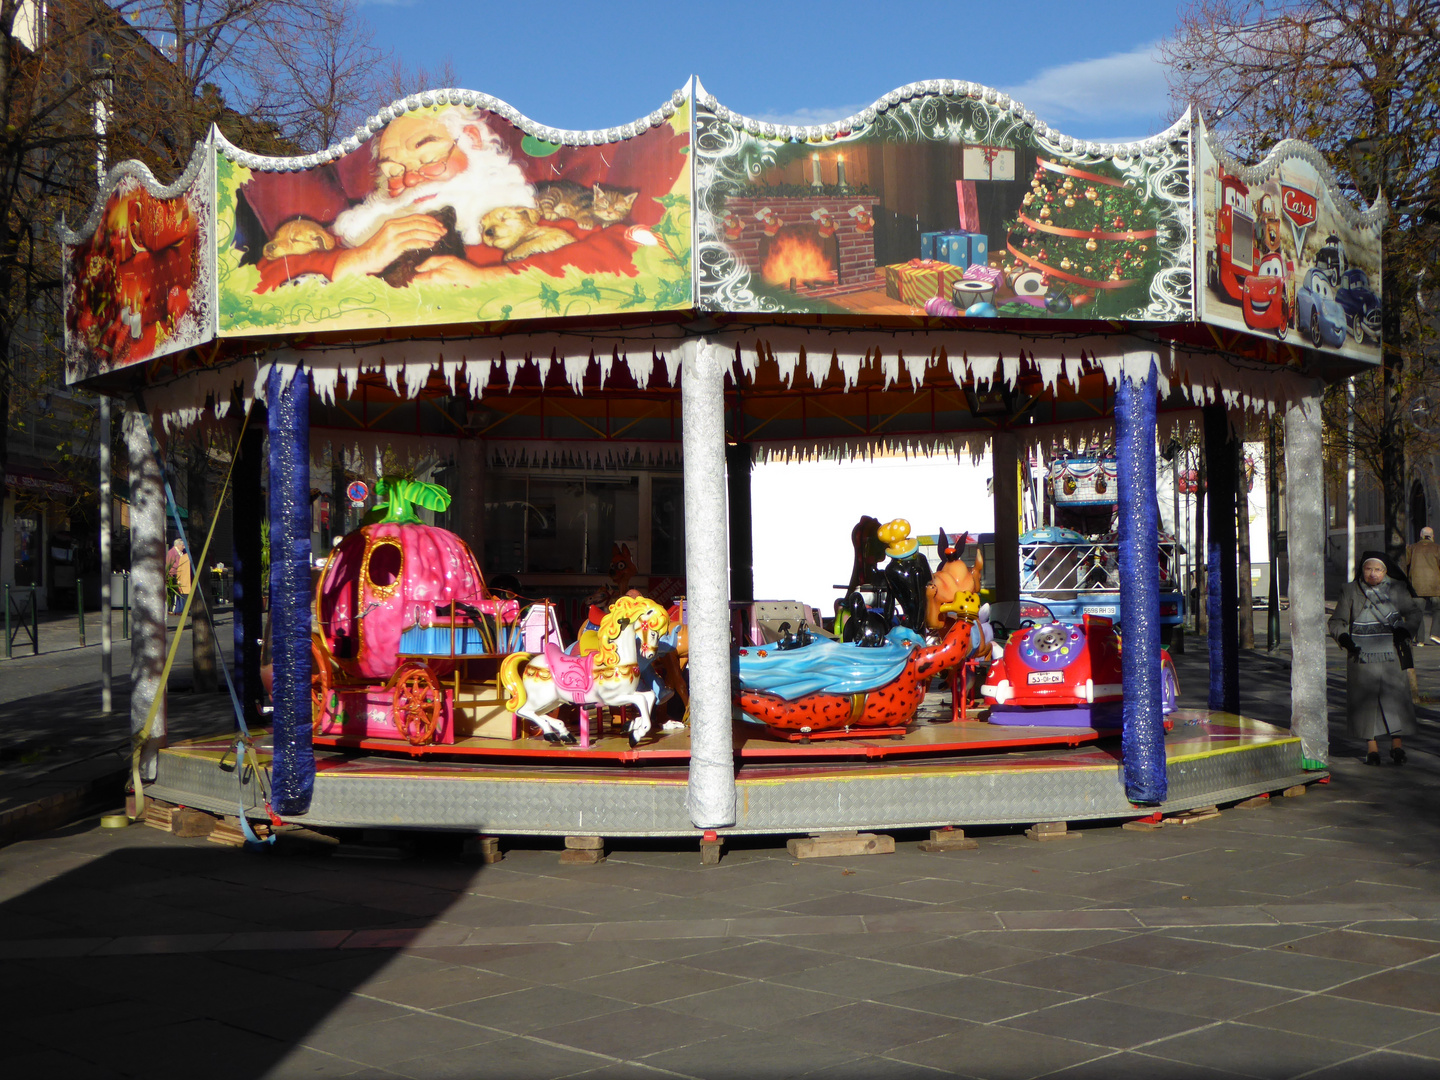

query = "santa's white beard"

[{"left": 332, "top": 142, "right": 536, "bottom": 248}]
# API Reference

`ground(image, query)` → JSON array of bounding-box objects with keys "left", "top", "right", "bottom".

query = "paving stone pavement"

[
  {"left": 6, "top": 617, "right": 1440, "bottom": 1078},
  {"left": 6, "top": 749, "right": 1440, "bottom": 1080}
]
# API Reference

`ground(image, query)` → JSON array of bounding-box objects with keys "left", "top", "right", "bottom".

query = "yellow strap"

[{"left": 131, "top": 407, "right": 252, "bottom": 819}]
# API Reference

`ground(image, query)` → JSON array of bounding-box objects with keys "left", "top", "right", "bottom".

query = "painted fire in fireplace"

[
  {"left": 723, "top": 194, "right": 880, "bottom": 299},
  {"left": 761, "top": 225, "right": 839, "bottom": 290}
]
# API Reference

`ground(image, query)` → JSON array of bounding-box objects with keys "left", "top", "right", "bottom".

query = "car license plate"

[
  {"left": 1027, "top": 670, "right": 1064, "bottom": 685},
  {"left": 1088, "top": 606, "right": 1117, "bottom": 616}
]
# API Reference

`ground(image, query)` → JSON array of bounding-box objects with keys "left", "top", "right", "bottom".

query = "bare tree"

[
  {"left": 381, "top": 55, "right": 459, "bottom": 106},
  {"left": 1163, "top": 0, "right": 1440, "bottom": 560},
  {"left": 102, "top": 0, "right": 395, "bottom": 170},
  {"left": 2, "top": 0, "right": 395, "bottom": 550}
]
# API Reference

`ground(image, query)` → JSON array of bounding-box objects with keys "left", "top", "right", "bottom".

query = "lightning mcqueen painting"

[{"left": 1241, "top": 253, "right": 1290, "bottom": 338}]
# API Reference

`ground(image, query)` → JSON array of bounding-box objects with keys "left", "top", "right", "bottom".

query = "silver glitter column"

[
  {"left": 683, "top": 337, "right": 736, "bottom": 828},
  {"left": 1285, "top": 384, "right": 1329, "bottom": 768},
  {"left": 125, "top": 405, "right": 167, "bottom": 779}
]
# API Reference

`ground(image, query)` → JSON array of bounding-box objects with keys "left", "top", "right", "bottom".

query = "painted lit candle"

[
  {"left": 836, "top": 153, "right": 847, "bottom": 190},
  {"left": 811, "top": 152, "right": 822, "bottom": 188}
]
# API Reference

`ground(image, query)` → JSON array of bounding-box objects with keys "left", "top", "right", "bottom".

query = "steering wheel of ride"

[
  {"left": 391, "top": 661, "right": 443, "bottom": 745},
  {"left": 310, "top": 635, "right": 334, "bottom": 734}
]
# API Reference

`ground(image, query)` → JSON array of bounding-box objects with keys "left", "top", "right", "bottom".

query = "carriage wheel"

[
  {"left": 311, "top": 636, "right": 334, "bottom": 734},
  {"left": 392, "top": 662, "right": 443, "bottom": 745}
]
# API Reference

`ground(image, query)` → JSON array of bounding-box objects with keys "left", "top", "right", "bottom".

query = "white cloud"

[
  {"left": 750, "top": 104, "right": 867, "bottom": 128},
  {"left": 1002, "top": 42, "right": 1172, "bottom": 138}
]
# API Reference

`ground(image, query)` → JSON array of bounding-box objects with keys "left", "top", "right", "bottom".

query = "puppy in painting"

[
  {"left": 263, "top": 218, "right": 336, "bottom": 260},
  {"left": 479, "top": 206, "right": 575, "bottom": 262}
]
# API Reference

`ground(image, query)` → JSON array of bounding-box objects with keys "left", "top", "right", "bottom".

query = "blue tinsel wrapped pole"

[
  {"left": 268, "top": 366, "right": 314, "bottom": 815},
  {"left": 1116, "top": 363, "right": 1166, "bottom": 806}
]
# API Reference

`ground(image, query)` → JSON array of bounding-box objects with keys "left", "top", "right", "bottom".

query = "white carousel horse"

[{"left": 500, "top": 596, "right": 671, "bottom": 747}]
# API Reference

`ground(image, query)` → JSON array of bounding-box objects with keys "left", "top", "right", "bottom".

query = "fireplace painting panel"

[{"left": 693, "top": 83, "right": 1193, "bottom": 323}]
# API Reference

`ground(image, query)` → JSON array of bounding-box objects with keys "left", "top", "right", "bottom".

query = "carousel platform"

[
  {"left": 308, "top": 715, "right": 1115, "bottom": 764},
  {"left": 145, "top": 709, "right": 1319, "bottom": 837}
]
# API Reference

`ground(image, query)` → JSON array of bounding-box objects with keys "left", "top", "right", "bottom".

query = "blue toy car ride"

[{"left": 1295, "top": 267, "right": 1347, "bottom": 349}]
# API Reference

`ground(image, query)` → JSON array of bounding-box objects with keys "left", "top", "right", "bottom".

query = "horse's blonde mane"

[{"left": 596, "top": 596, "right": 670, "bottom": 668}]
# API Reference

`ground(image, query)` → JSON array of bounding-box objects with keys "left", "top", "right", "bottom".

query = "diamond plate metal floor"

[{"left": 145, "top": 710, "right": 1318, "bottom": 837}]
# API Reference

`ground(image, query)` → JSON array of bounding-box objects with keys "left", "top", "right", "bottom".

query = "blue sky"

[{"left": 356, "top": 1, "right": 1186, "bottom": 142}]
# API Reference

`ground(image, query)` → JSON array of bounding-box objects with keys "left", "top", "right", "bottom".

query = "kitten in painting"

[
  {"left": 262, "top": 218, "right": 336, "bottom": 260},
  {"left": 479, "top": 206, "right": 576, "bottom": 262},
  {"left": 535, "top": 180, "right": 639, "bottom": 230}
]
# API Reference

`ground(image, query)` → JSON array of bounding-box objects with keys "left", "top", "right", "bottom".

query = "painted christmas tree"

[{"left": 1003, "top": 158, "right": 1160, "bottom": 310}]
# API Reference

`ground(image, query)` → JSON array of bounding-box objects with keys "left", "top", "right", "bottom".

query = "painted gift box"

[
  {"left": 920, "top": 231, "right": 988, "bottom": 268},
  {"left": 964, "top": 263, "right": 1005, "bottom": 290},
  {"left": 885, "top": 260, "right": 967, "bottom": 305},
  {"left": 963, "top": 145, "right": 1016, "bottom": 181},
  {"left": 920, "top": 230, "right": 961, "bottom": 263}
]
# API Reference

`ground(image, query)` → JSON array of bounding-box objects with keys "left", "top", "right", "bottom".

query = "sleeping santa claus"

[{"left": 246, "top": 104, "right": 649, "bottom": 292}]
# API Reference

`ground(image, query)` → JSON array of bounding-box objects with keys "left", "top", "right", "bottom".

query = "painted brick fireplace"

[{"left": 724, "top": 194, "right": 880, "bottom": 298}]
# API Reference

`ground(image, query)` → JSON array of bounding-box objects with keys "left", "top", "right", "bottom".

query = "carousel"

[{"left": 63, "top": 78, "right": 1382, "bottom": 842}]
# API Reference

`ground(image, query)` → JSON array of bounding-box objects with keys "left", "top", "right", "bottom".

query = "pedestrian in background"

[
  {"left": 1405, "top": 525, "right": 1440, "bottom": 645},
  {"left": 165, "top": 538, "right": 191, "bottom": 614},
  {"left": 1330, "top": 552, "right": 1423, "bottom": 765}
]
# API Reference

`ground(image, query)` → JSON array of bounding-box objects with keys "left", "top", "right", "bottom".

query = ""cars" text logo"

[
  {"left": 1281, "top": 185, "right": 1317, "bottom": 227},
  {"left": 1279, "top": 180, "right": 1319, "bottom": 254}
]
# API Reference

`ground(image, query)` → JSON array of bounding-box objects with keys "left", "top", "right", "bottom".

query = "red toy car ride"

[{"left": 981, "top": 614, "right": 1178, "bottom": 728}]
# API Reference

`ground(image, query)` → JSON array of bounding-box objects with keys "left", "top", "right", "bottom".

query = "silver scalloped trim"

[
  {"left": 58, "top": 137, "right": 213, "bottom": 246},
  {"left": 213, "top": 83, "right": 693, "bottom": 172},
  {"left": 693, "top": 77, "right": 1192, "bottom": 151},
  {"left": 1201, "top": 128, "right": 1386, "bottom": 230}
]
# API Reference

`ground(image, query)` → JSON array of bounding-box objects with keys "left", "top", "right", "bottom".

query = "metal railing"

[
  {"left": 1021, "top": 540, "right": 1180, "bottom": 599},
  {"left": 4, "top": 585, "right": 38, "bottom": 657}
]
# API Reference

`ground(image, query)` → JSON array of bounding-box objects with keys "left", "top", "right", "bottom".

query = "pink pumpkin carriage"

[{"left": 311, "top": 478, "right": 522, "bottom": 746}]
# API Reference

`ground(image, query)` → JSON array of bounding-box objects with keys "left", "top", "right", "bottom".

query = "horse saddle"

[{"left": 544, "top": 641, "right": 596, "bottom": 695}]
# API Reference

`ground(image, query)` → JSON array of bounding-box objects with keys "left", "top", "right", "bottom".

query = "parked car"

[
  {"left": 1334, "top": 267, "right": 1381, "bottom": 344},
  {"left": 1295, "top": 267, "right": 1347, "bottom": 349},
  {"left": 1241, "top": 254, "right": 1290, "bottom": 338}
]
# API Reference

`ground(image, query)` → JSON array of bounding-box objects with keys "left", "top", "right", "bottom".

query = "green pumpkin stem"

[{"left": 376, "top": 476, "right": 452, "bottom": 525}]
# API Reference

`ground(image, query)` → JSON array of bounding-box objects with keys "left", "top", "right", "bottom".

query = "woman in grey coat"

[{"left": 1329, "top": 552, "right": 1423, "bottom": 765}]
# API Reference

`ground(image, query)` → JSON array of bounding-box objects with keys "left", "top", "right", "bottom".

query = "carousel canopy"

[{"left": 61, "top": 78, "right": 1384, "bottom": 441}]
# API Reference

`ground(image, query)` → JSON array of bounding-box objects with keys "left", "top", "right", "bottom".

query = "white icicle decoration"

[
  {"left": 881, "top": 351, "right": 899, "bottom": 389},
  {"left": 624, "top": 348, "right": 653, "bottom": 388},
  {"left": 773, "top": 348, "right": 799, "bottom": 388},
  {"left": 969, "top": 353, "right": 998, "bottom": 388},
  {"left": 464, "top": 359, "right": 492, "bottom": 398},
  {"left": 806, "top": 348, "right": 833, "bottom": 388},
  {"left": 403, "top": 362, "right": 432, "bottom": 398},
  {"left": 562, "top": 353, "right": 588, "bottom": 393},
  {"left": 442, "top": 359, "right": 462, "bottom": 394},
  {"left": 904, "top": 350, "right": 928, "bottom": 388},
  {"left": 310, "top": 366, "right": 341, "bottom": 405},
  {"left": 1037, "top": 356, "right": 1062, "bottom": 394},
  {"left": 946, "top": 350, "right": 969, "bottom": 387},
  {"left": 662, "top": 348, "right": 683, "bottom": 385}
]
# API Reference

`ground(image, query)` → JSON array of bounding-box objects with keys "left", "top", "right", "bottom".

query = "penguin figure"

[{"left": 839, "top": 592, "right": 891, "bottom": 648}]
